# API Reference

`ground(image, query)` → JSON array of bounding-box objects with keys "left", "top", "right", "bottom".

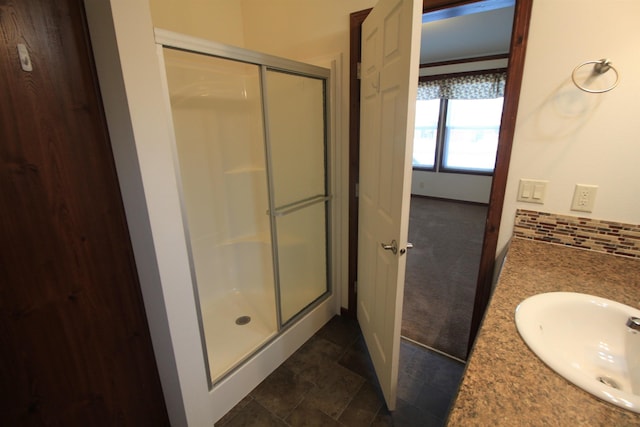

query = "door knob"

[
  {"left": 381, "top": 240, "right": 397, "bottom": 255},
  {"left": 400, "top": 242, "right": 414, "bottom": 255}
]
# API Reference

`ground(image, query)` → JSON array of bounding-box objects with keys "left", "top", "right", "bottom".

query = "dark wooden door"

[{"left": 0, "top": 0, "right": 170, "bottom": 425}]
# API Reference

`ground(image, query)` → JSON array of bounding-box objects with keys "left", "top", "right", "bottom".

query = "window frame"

[{"left": 412, "top": 67, "right": 507, "bottom": 176}]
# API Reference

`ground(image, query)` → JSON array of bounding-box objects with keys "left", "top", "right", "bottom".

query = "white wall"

[
  {"left": 240, "top": 0, "right": 376, "bottom": 58},
  {"left": 497, "top": 0, "right": 640, "bottom": 254},
  {"left": 149, "top": 0, "right": 245, "bottom": 46},
  {"left": 411, "top": 171, "right": 492, "bottom": 203}
]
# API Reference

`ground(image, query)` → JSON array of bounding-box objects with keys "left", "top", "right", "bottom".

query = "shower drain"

[
  {"left": 597, "top": 376, "right": 620, "bottom": 390},
  {"left": 235, "top": 316, "right": 251, "bottom": 326}
]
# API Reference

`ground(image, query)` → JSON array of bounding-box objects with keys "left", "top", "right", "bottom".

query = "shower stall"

[{"left": 157, "top": 31, "right": 332, "bottom": 385}]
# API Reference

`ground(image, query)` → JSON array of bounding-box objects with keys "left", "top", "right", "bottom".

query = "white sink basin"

[{"left": 515, "top": 292, "right": 640, "bottom": 413}]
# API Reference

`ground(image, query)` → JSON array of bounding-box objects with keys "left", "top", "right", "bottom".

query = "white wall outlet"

[
  {"left": 571, "top": 184, "right": 598, "bottom": 212},
  {"left": 517, "top": 179, "right": 548, "bottom": 204}
]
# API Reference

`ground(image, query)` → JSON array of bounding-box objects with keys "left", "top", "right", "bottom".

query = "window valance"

[{"left": 417, "top": 71, "right": 506, "bottom": 101}]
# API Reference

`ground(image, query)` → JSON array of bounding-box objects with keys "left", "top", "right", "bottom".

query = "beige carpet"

[{"left": 401, "top": 196, "right": 488, "bottom": 361}]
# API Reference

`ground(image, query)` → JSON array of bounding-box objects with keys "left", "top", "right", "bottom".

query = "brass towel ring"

[{"left": 571, "top": 59, "right": 620, "bottom": 94}]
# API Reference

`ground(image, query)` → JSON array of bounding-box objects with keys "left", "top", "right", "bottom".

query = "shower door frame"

[{"left": 155, "top": 29, "right": 334, "bottom": 388}]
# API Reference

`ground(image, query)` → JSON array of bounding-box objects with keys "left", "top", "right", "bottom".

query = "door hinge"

[
  {"left": 355, "top": 182, "right": 359, "bottom": 198},
  {"left": 354, "top": 281, "right": 357, "bottom": 294},
  {"left": 356, "top": 62, "right": 361, "bottom": 80}
]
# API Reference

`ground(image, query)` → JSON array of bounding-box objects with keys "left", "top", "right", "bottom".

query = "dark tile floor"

[{"left": 215, "top": 315, "right": 465, "bottom": 427}]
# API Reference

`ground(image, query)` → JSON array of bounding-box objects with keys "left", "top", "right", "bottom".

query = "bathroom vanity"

[{"left": 448, "top": 238, "right": 640, "bottom": 425}]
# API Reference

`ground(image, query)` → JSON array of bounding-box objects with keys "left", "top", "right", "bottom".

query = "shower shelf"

[
  {"left": 223, "top": 167, "right": 266, "bottom": 175},
  {"left": 212, "top": 234, "right": 306, "bottom": 247},
  {"left": 217, "top": 233, "right": 272, "bottom": 246}
]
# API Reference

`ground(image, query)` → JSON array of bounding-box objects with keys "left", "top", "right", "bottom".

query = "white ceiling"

[{"left": 420, "top": 5, "right": 515, "bottom": 64}]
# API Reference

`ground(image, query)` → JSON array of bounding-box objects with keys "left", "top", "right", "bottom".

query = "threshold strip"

[{"left": 400, "top": 335, "right": 466, "bottom": 365}]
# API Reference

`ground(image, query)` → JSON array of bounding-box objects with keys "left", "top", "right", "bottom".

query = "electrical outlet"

[{"left": 571, "top": 184, "right": 598, "bottom": 212}]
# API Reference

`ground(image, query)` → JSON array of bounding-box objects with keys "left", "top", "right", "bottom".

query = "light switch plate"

[{"left": 517, "top": 179, "right": 548, "bottom": 204}]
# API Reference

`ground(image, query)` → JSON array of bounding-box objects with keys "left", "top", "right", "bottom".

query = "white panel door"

[{"left": 357, "top": 0, "right": 421, "bottom": 411}]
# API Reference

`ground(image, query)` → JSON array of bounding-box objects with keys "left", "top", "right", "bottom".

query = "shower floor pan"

[{"left": 200, "top": 289, "right": 277, "bottom": 383}]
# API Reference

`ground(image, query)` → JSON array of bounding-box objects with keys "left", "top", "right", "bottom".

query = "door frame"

[{"left": 348, "top": 0, "right": 533, "bottom": 357}]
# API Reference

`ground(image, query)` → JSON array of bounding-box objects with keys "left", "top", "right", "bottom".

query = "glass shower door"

[
  {"left": 163, "top": 48, "right": 278, "bottom": 384},
  {"left": 265, "top": 70, "right": 330, "bottom": 325}
]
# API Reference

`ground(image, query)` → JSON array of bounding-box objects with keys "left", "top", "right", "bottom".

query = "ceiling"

[{"left": 420, "top": 5, "right": 515, "bottom": 64}]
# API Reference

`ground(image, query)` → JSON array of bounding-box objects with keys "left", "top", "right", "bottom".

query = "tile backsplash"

[{"left": 513, "top": 209, "right": 640, "bottom": 259}]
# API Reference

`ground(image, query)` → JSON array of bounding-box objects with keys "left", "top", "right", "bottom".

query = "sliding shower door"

[
  {"left": 265, "top": 70, "right": 329, "bottom": 325},
  {"left": 162, "top": 48, "right": 278, "bottom": 383},
  {"left": 159, "top": 35, "right": 331, "bottom": 385}
]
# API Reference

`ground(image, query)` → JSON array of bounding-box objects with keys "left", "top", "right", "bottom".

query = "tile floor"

[{"left": 215, "top": 315, "right": 465, "bottom": 427}]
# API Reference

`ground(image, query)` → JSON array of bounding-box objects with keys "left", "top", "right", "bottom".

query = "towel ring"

[{"left": 571, "top": 59, "right": 619, "bottom": 94}]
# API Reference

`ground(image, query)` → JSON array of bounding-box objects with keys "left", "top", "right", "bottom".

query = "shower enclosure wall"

[{"left": 158, "top": 32, "right": 332, "bottom": 385}]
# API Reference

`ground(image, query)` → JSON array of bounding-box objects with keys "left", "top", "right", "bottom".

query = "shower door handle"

[
  {"left": 267, "top": 194, "right": 331, "bottom": 217},
  {"left": 381, "top": 240, "right": 398, "bottom": 255}
]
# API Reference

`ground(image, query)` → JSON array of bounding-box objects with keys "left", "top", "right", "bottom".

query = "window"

[
  {"left": 442, "top": 97, "right": 503, "bottom": 172},
  {"left": 412, "top": 99, "right": 440, "bottom": 169},
  {"left": 413, "top": 71, "right": 506, "bottom": 174}
]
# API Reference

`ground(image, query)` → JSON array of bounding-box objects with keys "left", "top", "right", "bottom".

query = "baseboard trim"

[{"left": 410, "top": 194, "right": 489, "bottom": 207}]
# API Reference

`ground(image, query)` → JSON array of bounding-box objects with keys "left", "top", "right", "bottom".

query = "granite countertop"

[{"left": 448, "top": 238, "right": 640, "bottom": 426}]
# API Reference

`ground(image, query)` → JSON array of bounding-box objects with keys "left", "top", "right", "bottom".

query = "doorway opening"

[
  {"left": 348, "top": 0, "right": 533, "bottom": 359},
  {"left": 402, "top": 3, "right": 514, "bottom": 362},
  {"left": 403, "top": 196, "right": 488, "bottom": 361}
]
